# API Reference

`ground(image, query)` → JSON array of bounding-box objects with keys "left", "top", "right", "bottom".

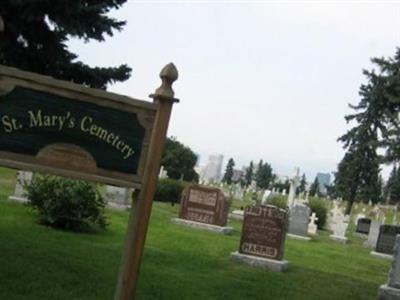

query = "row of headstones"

[
  {"left": 355, "top": 217, "right": 400, "bottom": 260},
  {"left": 9, "top": 171, "right": 133, "bottom": 208},
  {"left": 173, "top": 184, "right": 400, "bottom": 298},
  {"left": 173, "top": 184, "right": 321, "bottom": 271}
]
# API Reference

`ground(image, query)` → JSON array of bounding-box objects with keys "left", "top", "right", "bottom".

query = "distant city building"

[
  {"left": 232, "top": 169, "right": 245, "bottom": 182},
  {"left": 202, "top": 154, "right": 224, "bottom": 182},
  {"left": 316, "top": 172, "right": 331, "bottom": 194}
]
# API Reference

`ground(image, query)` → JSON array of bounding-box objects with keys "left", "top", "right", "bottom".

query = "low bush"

[
  {"left": 308, "top": 197, "right": 328, "bottom": 229},
  {"left": 154, "top": 178, "right": 186, "bottom": 205},
  {"left": 25, "top": 175, "right": 107, "bottom": 232},
  {"left": 267, "top": 195, "right": 288, "bottom": 210}
]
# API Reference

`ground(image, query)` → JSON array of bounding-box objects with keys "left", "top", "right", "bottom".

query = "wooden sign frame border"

[{"left": 0, "top": 65, "right": 158, "bottom": 188}]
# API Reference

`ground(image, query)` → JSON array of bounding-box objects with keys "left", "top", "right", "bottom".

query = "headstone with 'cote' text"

[{"left": 231, "top": 205, "right": 289, "bottom": 272}]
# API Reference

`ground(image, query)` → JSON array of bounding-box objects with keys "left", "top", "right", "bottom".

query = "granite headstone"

[
  {"left": 356, "top": 218, "right": 371, "bottom": 234},
  {"left": 288, "top": 205, "right": 311, "bottom": 237},
  {"left": 376, "top": 225, "right": 400, "bottom": 255},
  {"left": 239, "top": 205, "right": 287, "bottom": 260},
  {"left": 179, "top": 184, "right": 230, "bottom": 227}
]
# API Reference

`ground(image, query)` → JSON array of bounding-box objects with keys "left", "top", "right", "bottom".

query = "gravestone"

[
  {"left": 356, "top": 218, "right": 372, "bottom": 234},
  {"left": 364, "top": 220, "right": 382, "bottom": 248},
  {"left": 373, "top": 225, "right": 400, "bottom": 257},
  {"left": 105, "top": 185, "right": 133, "bottom": 209},
  {"left": 8, "top": 171, "right": 33, "bottom": 202},
  {"left": 231, "top": 205, "right": 289, "bottom": 272},
  {"left": 330, "top": 220, "right": 349, "bottom": 243},
  {"left": 308, "top": 212, "right": 318, "bottom": 235},
  {"left": 173, "top": 184, "right": 232, "bottom": 234},
  {"left": 378, "top": 235, "right": 400, "bottom": 299},
  {"left": 288, "top": 205, "right": 311, "bottom": 240},
  {"left": 287, "top": 167, "right": 300, "bottom": 208}
]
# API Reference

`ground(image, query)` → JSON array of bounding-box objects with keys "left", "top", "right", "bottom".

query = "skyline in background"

[{"left": 68, "top": 1, "right": 400, "bottom": 180}]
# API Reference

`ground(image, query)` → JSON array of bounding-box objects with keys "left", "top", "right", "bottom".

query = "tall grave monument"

[
  {"left": 231, "top": 205, "right": 289, "bottom": 272},
  {"left": 173, "top": 184, "right": 233, "bottom": 234},
  {"left": 288, "top": 167, "right": 300, "bottom": 208},
  {"left": 378, "top": 235, "right": 400, "bottom": 299}
]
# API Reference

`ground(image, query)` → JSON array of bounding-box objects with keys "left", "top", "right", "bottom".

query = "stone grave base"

[
  {"left": 171, "top": 218, "right": 233, "bottom": 235},
  {"left": 287, "top": 233, "right": 311, "bottom": 241},
  {"left": 8, "top": 196, "right": 28, "bottom": 203},
  {"left": 230, "top": 251, "right": 289, "bottom": 272},
  {"left": 354, "top": 232, "right": 368, "bottom": 239},
  {"left": 107, "top": 202, "right": 130, "bottom": 211},
  {"left": 370, "top": 251, "right": 393, "bottom": 261},
  {"left": 329, "top": 234, "right": 348, "bottom": 244},
  {"left": 229, "top": 210, "right": 244, "bottom": 221},
  {"left": 378, "top": 284, "right": 400, "bottom": 300}
]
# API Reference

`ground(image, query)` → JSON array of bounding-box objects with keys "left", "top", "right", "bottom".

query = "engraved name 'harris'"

[{"left": 0, "top": 109, "right": 135, "bottom": 160}]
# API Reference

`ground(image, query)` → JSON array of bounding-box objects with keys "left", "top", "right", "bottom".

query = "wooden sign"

[
  {"left": 179, "top": 184, "right": 230, "bottom": 227},
  {"left": 239, "top": 205, "right": 287, "bottom": 260},
  {"left": 0, "top": 66, "right": 157, "bottom": 188},
  {"left": 0, "top": 60, "right": 179, "bottom": 300}
]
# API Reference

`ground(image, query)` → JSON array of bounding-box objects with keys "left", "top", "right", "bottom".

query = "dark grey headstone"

[
  {"left": 376, "top": 225, "right": 400, "bottom": 255},
  {"left": 288, "top": 205, "right": 311, "bottom": 237},
  {"left": 356, "top": 218, "right": 371, "bottom": 234}
]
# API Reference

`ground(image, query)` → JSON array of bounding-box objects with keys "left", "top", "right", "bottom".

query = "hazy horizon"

[{"left": 67, "top": 1, "right": 400, "bottom": 181}]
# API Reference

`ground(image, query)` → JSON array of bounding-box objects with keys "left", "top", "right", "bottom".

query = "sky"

[{"left": 68, "top": 1, "right": 400, "bottom": 181}]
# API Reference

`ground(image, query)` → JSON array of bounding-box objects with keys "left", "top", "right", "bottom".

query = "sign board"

[
  {"left": 239, "top": 205, "right": 287, "bottom": 260},
  {"left": 0, "top": 61, "right": 179, "bottom": 300},
  {"left": 179, "top": 184, "right": 230, "bottom": 227},
  {"left": 0, "top": 66, "right": 157, "bottom": 187}
]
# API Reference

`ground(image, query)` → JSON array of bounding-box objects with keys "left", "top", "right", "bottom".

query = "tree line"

[
  {"left": 222, "top": 158, "right": 323, "bottom": 197},
  {"left": 334, "top": 48, "right": 400, "bottom": 213}
]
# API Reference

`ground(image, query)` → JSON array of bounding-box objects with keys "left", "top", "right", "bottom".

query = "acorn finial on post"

[{"left": 152, "top": 63, "right": 179, "bottom": 100}]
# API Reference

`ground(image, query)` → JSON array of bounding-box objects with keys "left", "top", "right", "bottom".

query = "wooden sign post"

[
  {"left": 114, "top": 65, "right": 179, "bottom": 299},
  {"left": 0, "top": 14, "right": 178, "bottom": 300}
]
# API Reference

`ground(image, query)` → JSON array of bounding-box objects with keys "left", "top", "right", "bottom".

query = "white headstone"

[
  {"left": 308, "top": 212, "right": 318, "bottom": 235},
  {"left": 158, "top": 166, "right": 168, "bottom": 179},
  {"left": 106, "top": 186, "right": 133, "bottom": 209},
  {"left": 9, "top": 171, "right": 33, "bottom": 203},
  {"left": 261, "top": 190, "right": 272, "bottom": 204}
]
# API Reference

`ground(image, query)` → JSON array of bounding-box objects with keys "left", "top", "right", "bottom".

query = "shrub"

[
  {"left": 308, "top": 197, "right": 328, "bottom": 229},
  {"left": 154, "top": 178, "right": 186, "bottom": 205},
  {"left": 267, "top": 195, "right": 288, "bottom": 210},
  {"left": 25, "top": 175, "right": 107, "bottom": 232}
]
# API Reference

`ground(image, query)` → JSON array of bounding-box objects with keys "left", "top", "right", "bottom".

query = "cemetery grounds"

[{"left": 0, "top": 167, "right": 393, "bottom": 300}]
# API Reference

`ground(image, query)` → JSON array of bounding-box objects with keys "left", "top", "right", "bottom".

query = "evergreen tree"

[
  {"left": 255, "top": 160, "right": 273, "bottom": 189},
  {"left": 0, "top": 1, "right": 131, "bottom": 89},
  {"left": 161, "top": 137, "right": 198, "bottom": 182},
  {"left": 298, "top": 173, "right": 307, "bottom": 195},
  {"left": 309, "top": 177, "right": 319, "bottom": 197},
  {"left": 222, "top": 158, "right": 235, "bottom": 185},
  {"left": 245, "top": 161, "right": 254, "bottom": 187},
  {"left": 335, "top": 53, "right": 390, "bottom": 213},
  {"left": 386, "top": 165, "right": 400, "bottom": 204}
]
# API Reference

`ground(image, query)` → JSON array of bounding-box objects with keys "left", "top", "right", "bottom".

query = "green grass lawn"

[{"left": 0, "top": 168, "right": 392, "bottom": 299}]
